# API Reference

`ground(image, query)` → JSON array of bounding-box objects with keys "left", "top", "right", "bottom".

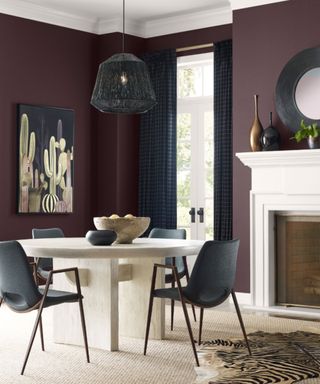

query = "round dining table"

[{"left": 19, "top": 237, "right": 204, "bottom": 351}]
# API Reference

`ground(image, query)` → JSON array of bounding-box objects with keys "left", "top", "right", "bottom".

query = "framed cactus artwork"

[{"left": 17, "top": 104, "right": 74, "bottom": 214}]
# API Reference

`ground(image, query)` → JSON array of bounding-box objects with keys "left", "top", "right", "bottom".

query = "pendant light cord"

[{"left": 122, "top": 0, "right": 125, "bottom": 53}]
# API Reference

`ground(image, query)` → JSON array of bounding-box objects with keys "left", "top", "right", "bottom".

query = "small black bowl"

[{"left": 85, "top": 230, "right": 117, "bottom": 246}]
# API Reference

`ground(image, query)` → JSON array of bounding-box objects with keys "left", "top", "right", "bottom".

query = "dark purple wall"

[
  {"left": 145, "top": 25, "right": 232, "bottom": 52},
  {"left": 91, "top": 33, "right": 145, "bottom": 218},
  {"left": 0, "top": 14, "right": 96, "bottom": 239},
  {"left": 0, "top": 13, "right": 232, "bottom": 241},
  {"left": 233, "top": 0, "right": 320, "bottom": 291}
]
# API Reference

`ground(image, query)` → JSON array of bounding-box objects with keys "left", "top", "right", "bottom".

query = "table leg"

[
  {"left": 118, "top": 256, "right": 165, "bottom": 340},
  {"left": 52, "top": 257, "right": 119, "bottom": 351}
]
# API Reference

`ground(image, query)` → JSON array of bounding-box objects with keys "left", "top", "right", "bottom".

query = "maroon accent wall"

[
  {"left": 145, "top": 25, "right": 232, "bottom": 52},
  {"left": 0, "top": 14, "right": 96, "bottom": 239},
  {"left": 233, "top": 0, "right": 320, "bottom": 291},
  {"left": 0, "top": 17, "right": 232, "bottom": 242},
  {"left": 92, "top": 33, "right": 145, "bottom": 218}
]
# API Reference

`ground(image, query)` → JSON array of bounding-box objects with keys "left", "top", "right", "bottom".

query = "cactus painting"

[{"left": 17, "top": 104, "right": 74, "bottom": 213}]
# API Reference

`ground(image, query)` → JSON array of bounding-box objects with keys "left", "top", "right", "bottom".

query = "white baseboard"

[
  {"left": 229, "top": 292, "right": 252, "bottom": 306},
  {"left": 169, "top": 291, "right": 252, "bottom": 308}
]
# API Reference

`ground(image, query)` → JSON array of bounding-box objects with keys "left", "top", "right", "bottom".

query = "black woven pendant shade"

[
  {"left": 90, "top": 0, "right": 156, "bottom": 114},
  {"left": 91, "top": 53, "right": 156, "bottom": 114}
]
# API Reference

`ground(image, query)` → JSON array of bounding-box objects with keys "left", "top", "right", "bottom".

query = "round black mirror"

[{"left": 275, "top": 46, "right": 320, "bottom": 132}]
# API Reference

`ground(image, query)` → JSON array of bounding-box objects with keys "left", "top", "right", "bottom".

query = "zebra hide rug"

[{"left": 195, "top": 331, "right": 320, "bottom": 384}]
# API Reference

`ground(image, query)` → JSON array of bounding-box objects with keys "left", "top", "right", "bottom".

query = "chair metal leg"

[
  {"left": 21, "top": 305, "right": 45, "bottom": 375},
  {"left": 21, "top": 267, "right": 55, "bottom": 375},
  {"left": 144, "top": 264, "right": 158, "bottom": 355},
  {"left": 74, "top": 268, "right": 90, "bottom": 363},
  {"left": 180, "top": 294, "right": 199, "bottom": 366},
  {"left": 78, "top": 297, "right": 90, "bottom": 363},
  {"left": 174, "top": 268, "right": 199, "bottom": 367},
  {"left": 0, "top": 297, "right": 3, "bottom": 308},
  {"left": 39, "top": 315, "right": 45, "bottom": 351},
  {"left": 231, "top": 289, "right": 252, "bottom": 356},
  {"left": 183, "top": 257, "right": 196, "bottom": 322},
  {"left": 170, "top": 280, "right": 175, "bottom": 331},
  {"left": 198, "top": 307, "right": 204, "bottom": 345},
  {"left": 190, "top": 304, "right": 197, "bottom": 322}
]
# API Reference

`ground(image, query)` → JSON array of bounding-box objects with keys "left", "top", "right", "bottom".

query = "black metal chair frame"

[
  {"left": 148, "top": 228, "right": 196, "bottom": 330},
  {"left": 167, "top": 255, "right": 196, "bottom": 330},
  {"left": 2, "top": 265, "right": 90, "bottom": 375},
  {"left": 144, "top": 263, "right": 252, "bottom": 367}
]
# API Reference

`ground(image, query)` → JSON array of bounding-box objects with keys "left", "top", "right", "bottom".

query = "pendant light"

[{"left": 90, "top": 0, "right": 156, "bottom": 114}]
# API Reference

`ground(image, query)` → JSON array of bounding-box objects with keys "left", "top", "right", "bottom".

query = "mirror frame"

[{"left": 275, "top": 46, "right": 320, "bottom": 132}]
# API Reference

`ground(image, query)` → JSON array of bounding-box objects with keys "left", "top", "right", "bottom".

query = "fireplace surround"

[{"left": 237, "top": 149, "right": 320, "bottom": 319}]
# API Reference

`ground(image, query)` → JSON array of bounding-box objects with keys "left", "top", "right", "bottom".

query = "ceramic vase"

[
  {"left": 250, "top": 94, "right": 264, "bottom": 151},
  {"left": 260, "top": 112, "right": 280, "bottom": 151},
  {"left": 85, "top": 230, "right": 117, "bottom": 246},
  {"left": 308, "top": 136, "right": 319, "bottom": 149}
]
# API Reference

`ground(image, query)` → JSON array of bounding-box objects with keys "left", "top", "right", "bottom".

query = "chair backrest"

[
  {"left": 184, "top": 239, "right": 240, "bottom": 307},
  {"left": 0, "top": 241, "right": 42, "bottom": 311},
  {"left": 32, "top": 228, "right": 64, "bottom": 271},
  {"left": 149, "top": 228, "right": 186, "bottom": 274},
  {"left": 32, "top": 228, "right": 64, "bottom": 239}
]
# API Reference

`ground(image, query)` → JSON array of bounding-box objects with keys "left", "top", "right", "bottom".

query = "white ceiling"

[{"left": 0, "top": 0, "right": 287, "bottom": 37}]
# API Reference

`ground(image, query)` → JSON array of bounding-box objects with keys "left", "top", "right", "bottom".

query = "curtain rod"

[{"left": 176, "top": 43, "right": 214, "bottom": 53}]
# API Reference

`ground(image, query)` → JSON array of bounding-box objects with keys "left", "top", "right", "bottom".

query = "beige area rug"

[{"left": 1, "top": 304, "right": 320, "bottom": 384}]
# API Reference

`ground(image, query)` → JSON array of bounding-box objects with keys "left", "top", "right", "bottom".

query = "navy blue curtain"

[
  {"left": 214, "top": 40, "right": 233, "bottom": 241},
  {"left": 138, "top": 49, "right": 177, "bottom": 232}
]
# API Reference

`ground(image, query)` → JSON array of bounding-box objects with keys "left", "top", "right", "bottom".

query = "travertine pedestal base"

[{"left": 52, "top": 256, "right": 164, "bottom": 351}]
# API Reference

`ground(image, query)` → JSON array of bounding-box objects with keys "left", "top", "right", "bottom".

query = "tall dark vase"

[
  {"left": 250, "top": 94, "right": 263, "bottom": 151},
  {"left": 261, "top": 112, "right": 280, "bottom": 151}
]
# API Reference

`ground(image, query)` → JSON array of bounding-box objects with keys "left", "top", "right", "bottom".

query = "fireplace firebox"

[{"left": 276, "top": 215, "right": 320, "bottom": 308}]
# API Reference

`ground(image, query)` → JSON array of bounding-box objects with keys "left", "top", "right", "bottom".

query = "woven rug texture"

[{"left": 1, "top": 304, "right": 320, "bottom": 384}]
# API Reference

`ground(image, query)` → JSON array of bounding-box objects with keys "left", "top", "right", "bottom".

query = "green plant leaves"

[{"left": 292, "top": 120, "right": 320, "bottom": 142}]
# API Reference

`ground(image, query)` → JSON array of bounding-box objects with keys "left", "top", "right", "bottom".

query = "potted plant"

[{"left": 292, "top": 120, "right": 320, "bottom": 148}]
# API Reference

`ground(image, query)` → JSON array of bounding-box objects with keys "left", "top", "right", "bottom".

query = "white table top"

[{"left": 19, "top": 237, "right": 204, "bottom": 260}]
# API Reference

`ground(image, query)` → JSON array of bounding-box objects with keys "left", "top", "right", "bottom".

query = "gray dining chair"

[
  {"left": 144, "top": 239, "right": 251, "bottom": 366},
  {"left": 148, "top": 228, "right": 196, "bottom": 330},
  {"left": 0, "top": 240, "right": 90, "bottom": 375},
  {"left": 32, "top": 227, "right": 64, "bottom": 281}
]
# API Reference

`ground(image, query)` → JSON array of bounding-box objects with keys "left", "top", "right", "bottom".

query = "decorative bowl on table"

[
  {"left": 93, "top": 214, "right": 150, "bottom": 244},
  {"left": 85, "top": 229, "right": 117, "bottom": 246}
]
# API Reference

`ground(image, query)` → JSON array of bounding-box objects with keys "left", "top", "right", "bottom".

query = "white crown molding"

[
  {"left": 143, "top": 6, "right": 232, "bottom": 38},
  {"left": 0, "top": 0, "right": 97, "bottom": 33},
  {"left": 95, "top": 17, "right": 145, "bottom": 38},
  {"left": 0, "top": 0, "right": 232, "bottom": 37},
  {"left": 229, "top": 0, "right": 288, "bottom": 11}
]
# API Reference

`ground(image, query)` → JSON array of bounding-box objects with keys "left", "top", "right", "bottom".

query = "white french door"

[
  {"left": 177, "top": 53, "right": 214, "bottom": 242},
  {"left": 177, "top": 103, "right": 213, "bottom": 241}
]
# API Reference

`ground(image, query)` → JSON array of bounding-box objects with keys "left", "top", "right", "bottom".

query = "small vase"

[
  {"left": 307, "top": 136, "right": 319, "bottom": 149},
  {"left": 260, "top": 112, "right": 280, "bottom": 151},
  {"left": 85, "top": 230, "right": 117, "bottom": 246},
  {"left": 250, "top": 94, "right": 264, "bottom": 151}
]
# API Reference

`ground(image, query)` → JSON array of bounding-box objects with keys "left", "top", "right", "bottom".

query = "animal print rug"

[{"left": 195, "top": 331, "right": 320, "bottom": 384}]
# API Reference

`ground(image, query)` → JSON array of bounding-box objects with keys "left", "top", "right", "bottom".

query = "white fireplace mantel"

[{"left": 236, "top": 149, "right": 320, "bottom": 318}]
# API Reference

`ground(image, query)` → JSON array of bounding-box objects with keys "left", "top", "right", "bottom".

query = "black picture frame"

[
  {"left": 275, "top": 46, "right": 320, "bottom": 133},
  {"left": 17, "top": 104, "right": 74, "bottom": 214}
]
